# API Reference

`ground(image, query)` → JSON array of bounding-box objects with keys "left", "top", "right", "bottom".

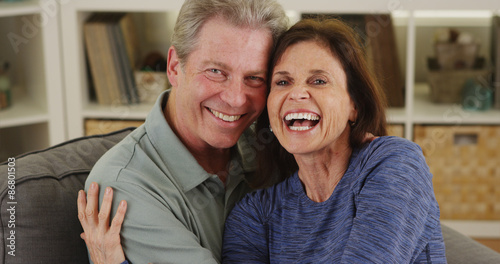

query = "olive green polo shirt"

[{"left": 86, "top": 91, "right": 256, "bottom": 264}]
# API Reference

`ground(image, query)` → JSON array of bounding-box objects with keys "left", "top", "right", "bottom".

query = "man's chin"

[{"left": 206, "top": 134, "right": 241, "bottom": 149}]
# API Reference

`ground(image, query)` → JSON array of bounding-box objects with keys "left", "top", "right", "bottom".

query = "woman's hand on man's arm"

[{"left": 77, "top": 182, "right": 128, "bottom": 264}]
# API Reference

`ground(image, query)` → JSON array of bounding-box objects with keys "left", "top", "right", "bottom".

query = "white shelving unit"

[
  {"left": 58, "top": 0, "right": 500, "bottom": 238},
  {"left": 0, "top": 0, "right": 65, "bottom": 161},
  {"left": 60, "top": 0, "right": 183, "bottom": 139}
]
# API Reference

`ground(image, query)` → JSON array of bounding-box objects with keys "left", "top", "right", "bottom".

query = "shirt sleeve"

[
  {"left": 89, "top": 181, "right": 219, "bottom": 264},
  {"left": 340, "top": 140, "right": 440, "bottom": 263},
  {"left": 222, "top": 193, "right": 269, "bottom": 263}
]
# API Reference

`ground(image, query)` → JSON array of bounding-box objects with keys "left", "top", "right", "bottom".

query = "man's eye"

[
  {"left": 245, "top": 76, "right": 265, "bottom": 88},
  {"left": 205, "top": 69, "right": 226, "bottom": 81}
]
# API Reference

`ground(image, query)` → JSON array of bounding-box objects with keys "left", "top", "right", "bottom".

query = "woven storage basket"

[
  {"left": 414, "top": 125, "right": 500, "bottom": 220},
  {"left": 387, "top": 124, "right": 404, "bottom": 138}
]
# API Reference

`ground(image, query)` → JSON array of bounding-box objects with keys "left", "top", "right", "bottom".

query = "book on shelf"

[
  {"left": 492, "top": 16, "right": 500, "bottom": 109},
  {"left": 301, "top": 13, "right": 405, "bottom": 107},
  {"left": 84, "top": 13, "right": 140, "bottom": 105}
]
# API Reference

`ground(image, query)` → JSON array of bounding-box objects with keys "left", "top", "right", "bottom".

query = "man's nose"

[{"left": 220, "top": 81, "right": 246, "bottom": 107}]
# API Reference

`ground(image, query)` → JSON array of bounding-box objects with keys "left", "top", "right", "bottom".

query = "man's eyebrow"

[
  {"left": 248, "top": 69, "right": 267, "bottom": 76},
  {"left": 201, "top": 60, "right": 231, "bottom": 70},
  {"left": 202, "top": 60, "right": 266, "bottom": 76}
]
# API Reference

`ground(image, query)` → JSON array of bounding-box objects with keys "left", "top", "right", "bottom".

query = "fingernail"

[
  {"left": 91, "top": 182, "right": 96, "bottom": 190},
  {"left": 105, "top": 187, "right": 111, "bottom": 194}
]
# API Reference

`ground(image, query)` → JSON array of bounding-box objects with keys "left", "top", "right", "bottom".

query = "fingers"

[
  {"left": 109, "top": 200, "right": 127, "bottom": 236},
  {"left": 86, "top": 182, "right": 100, "bottom": 224},
  {"left": 98, "top": 187, "right": 114, "bottom": 228},
  {"left": 77, "top": 190, "right": 87, "bottom": 224}
]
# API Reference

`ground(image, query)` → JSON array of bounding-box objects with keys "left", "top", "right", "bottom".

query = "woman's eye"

[
  {"left": 275, "top": 80, "right": 288, "bottom": 86},
  {"left": 312, "top": 79, "right": 326, "bottom": 85}
]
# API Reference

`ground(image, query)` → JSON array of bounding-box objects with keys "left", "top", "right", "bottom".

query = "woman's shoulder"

[
  {"left": 351, "top": 136, "right": 431, "bottom": 185},
  {"left": 358, "top": 136, "right": 424, "bottom": 162},
  {"left": 368, "top": 136, "right": 421, "bottom": 151}
]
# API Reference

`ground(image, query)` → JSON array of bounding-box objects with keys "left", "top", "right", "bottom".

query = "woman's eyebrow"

[
  {"left": 272, "top": 70, "right": 289, "bottom": 77},
  {"left": 309, "top": 69, "right": 329, "bottom": 75}
]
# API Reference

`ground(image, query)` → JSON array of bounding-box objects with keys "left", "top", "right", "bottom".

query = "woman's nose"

[{"left": 288, "top": 84, "right": 310, "bottom": 101}]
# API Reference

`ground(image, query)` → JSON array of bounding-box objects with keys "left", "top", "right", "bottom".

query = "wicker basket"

[
  {"left": 387, "top": 124, "right": 404, "bottom": 138},
  {"left": 414, "top": 125, "right": 500, "bottom": 220}
]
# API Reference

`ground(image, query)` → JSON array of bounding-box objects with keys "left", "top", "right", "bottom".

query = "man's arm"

[{"left": 79, "top": 181, "right": 219, "bottom": 264}]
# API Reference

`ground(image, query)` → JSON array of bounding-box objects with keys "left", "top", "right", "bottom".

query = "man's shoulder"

[{"left": 86, "top": 125, "right": 157, "bottom": 184}]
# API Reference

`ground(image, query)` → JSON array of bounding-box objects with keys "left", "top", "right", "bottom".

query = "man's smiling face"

[{"left": 166, "top": 16, "right": 272, "bottom": 151}]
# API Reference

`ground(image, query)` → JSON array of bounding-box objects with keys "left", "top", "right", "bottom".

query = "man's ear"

[{"left": 167, "top": 46, "right": 180, "bottom": 88}]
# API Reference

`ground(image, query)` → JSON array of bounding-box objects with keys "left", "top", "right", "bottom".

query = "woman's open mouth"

[{"left": 284, "top": 112, "right": 320, "bottom": 131}]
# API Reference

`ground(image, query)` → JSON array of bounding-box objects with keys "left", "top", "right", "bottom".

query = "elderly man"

[{"left": 78, "top": 0, "right": 288, "bottom": 263}]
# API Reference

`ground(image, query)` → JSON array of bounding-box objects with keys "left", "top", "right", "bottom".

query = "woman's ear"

[
  {"left": 349, "top": 100, "right": 358, "bottom": 123},
  {"left": 166, "top": 46, "right": 180, "bottom": 88}
]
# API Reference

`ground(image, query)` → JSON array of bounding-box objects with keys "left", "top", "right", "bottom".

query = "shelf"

[
  {"left": 413, "top": 83, "right": 500, "bottom": 124},
  {"left": 0, "top": 94, "right": 47, "bottom": 128},
  {"left": 83, "top": 102, "right": 153, "bottom": 120},
  {"left": 386, "top": 107, "right": 407, "bottom": 123},
  {"left": 0, "top": 0, "right": 40, "bottom": 17},
  {"left": 68, "top": 0, "right": 183, "bottom": 12},
  {"left": 414, "top": 10, "right": 494, "bottom": 27}
]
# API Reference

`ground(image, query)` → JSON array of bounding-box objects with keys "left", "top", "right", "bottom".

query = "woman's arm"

[
  {"left": 340, "top": 140, "right": 442, "bottom": 263},
  {"left": 77, "top": 182, "right": 128, "bottom": 264},
  {"left": 222, "top": 194, "right": 269, "bottom": 263}
]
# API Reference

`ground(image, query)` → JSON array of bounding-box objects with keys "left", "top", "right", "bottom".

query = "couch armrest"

[
  {"left": 0, "top": 128, "right": 133, "bottom": 264},
  {"left": 443, "top": 224, "right": 500, "bottom": 264}
]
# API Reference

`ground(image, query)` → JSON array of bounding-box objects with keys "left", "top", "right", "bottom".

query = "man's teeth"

[
  {"left": 210, "top": 109, "right": 242, "bottom": 122},
  {"left": 285, "top": 113, "right": 320, "bottom": 121}
]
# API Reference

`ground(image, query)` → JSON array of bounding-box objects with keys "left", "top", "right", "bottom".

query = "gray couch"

[{"left": 1, "top": 127, "right": 499, "bottom": 263}]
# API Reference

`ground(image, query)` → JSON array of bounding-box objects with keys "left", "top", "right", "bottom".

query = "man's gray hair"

[{"left": 172, "top": 0, "right": 289, "bottom": 65}]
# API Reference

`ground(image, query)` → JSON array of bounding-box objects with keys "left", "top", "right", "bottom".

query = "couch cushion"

[
  {"left": 0, "top": 128, "right": 133, "bottom": 264},
  {"left": 442, "top": 224, "right": 500, "bottom": 264}
]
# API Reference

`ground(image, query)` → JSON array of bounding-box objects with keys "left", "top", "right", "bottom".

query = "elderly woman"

[
  {"left": 222, "top": 18, "right": 446, "bottom": 263},
  {"left": 79, "top": 18, "right": 446, "bottom": 263}
]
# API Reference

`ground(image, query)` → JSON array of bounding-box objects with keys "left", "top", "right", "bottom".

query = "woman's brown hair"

[{"left": 252, "top": 18, "right": 388, "bottom": 188}]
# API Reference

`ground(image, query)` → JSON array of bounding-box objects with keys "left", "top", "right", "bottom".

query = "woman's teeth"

[
  {"left": 284, "top": 112, "right": 320, "bottom": 131},
  {"left": 285, "top": 113, "right": 320, "bottom": 121},
  {"left": 210, "top": 109, "right": 242, "bottom": 122}
]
